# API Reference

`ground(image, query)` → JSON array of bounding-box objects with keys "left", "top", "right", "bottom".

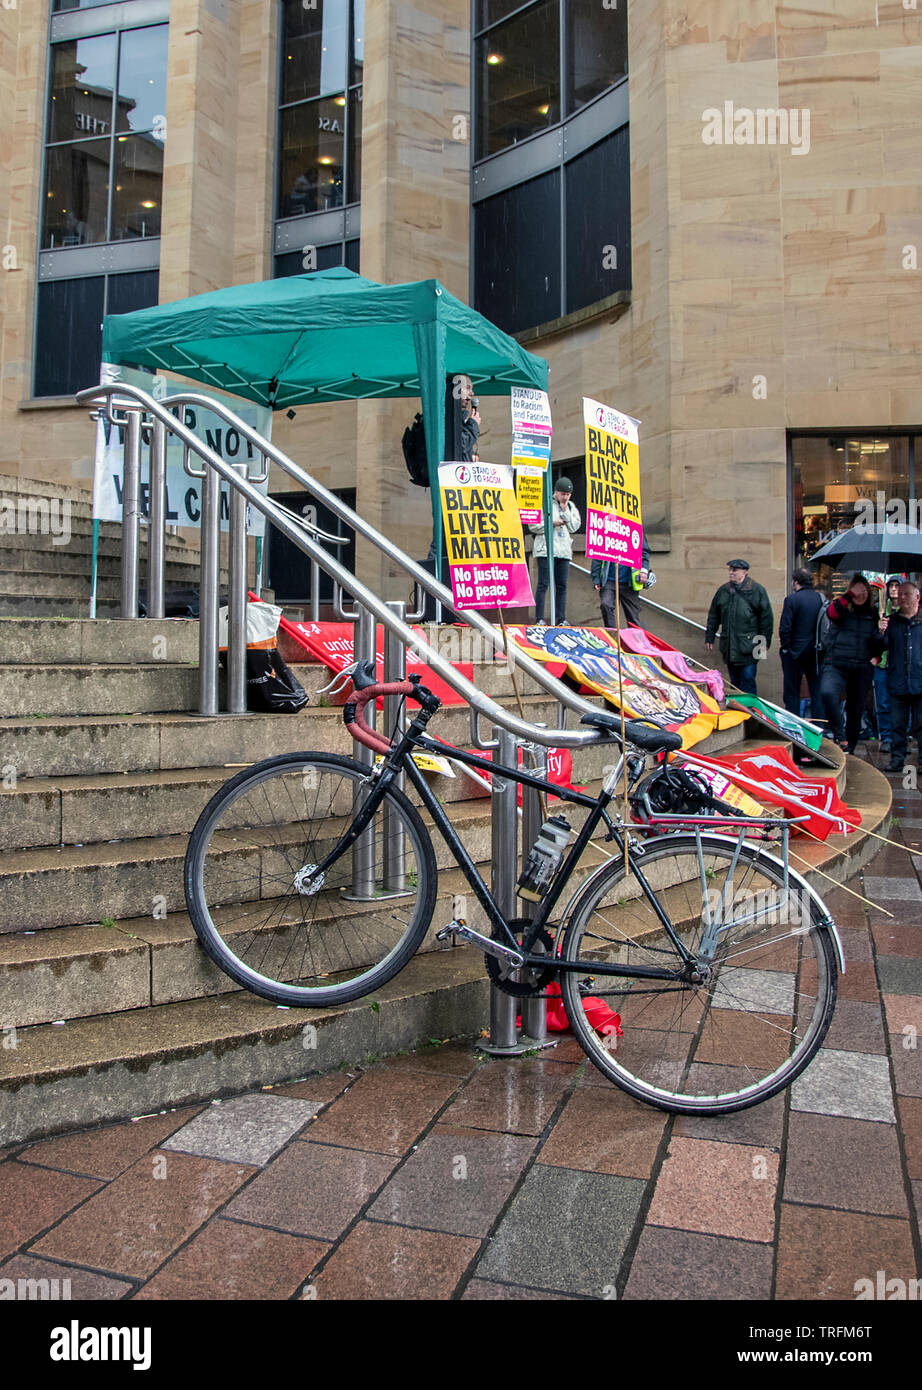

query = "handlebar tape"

[{"left": 343, "top": 680, "right": 415, "bottom": 755}]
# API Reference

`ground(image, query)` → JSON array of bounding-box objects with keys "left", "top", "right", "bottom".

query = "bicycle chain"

[{"left": 484, "top": 920, "right": 557, "bottom": 998}]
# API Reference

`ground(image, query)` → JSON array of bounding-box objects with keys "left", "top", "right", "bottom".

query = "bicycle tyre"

[
  {"left": 184, "top": 751, "right": 438, "bottom": 1007},
  {"left": 558, "top": 833, "right": 838, "bottom": 1114}
]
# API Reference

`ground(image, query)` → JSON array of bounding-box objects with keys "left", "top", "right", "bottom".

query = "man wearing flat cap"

[{"left": 705, "top": 559, "right": 774, "bottom": 695}]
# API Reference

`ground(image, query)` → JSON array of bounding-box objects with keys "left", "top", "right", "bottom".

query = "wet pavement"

[{"left": 2, "top": 765, "right": 921, "bottom": 1300}]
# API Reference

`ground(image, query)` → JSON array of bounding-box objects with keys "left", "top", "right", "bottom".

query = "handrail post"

[
  {"left": 148, "top": 417, "right": 167, "bottom": 619},
  {"left": 480, "top": 728, "right": 520, "bottom": 1054},
  {"left": 121, "top": 407, "right": 142, "bottom": 618},
  {"left": 199, "top": 462, "right": 221, "bottom": 716},
  {"left": 520, "top": 739, "right": 553, "bottom": 1048},
  {"left": 349, "top": 603, "right": 378, "bottom": 899},
  {"left": 383, "top": 600, "right": 407, "bottom": 891},
  {"left": 227, "top": 462, "right": 249, "bottom": 714}
]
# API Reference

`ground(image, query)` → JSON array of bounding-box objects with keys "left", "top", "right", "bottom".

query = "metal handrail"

[
  {"left": 77, "top": 381, "right": 609, "bottom": 749},
  {"left": 569, "top": 560, "right": 708, "bottom": 633}
]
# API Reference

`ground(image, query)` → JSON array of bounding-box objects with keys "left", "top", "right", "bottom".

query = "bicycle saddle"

[{"left": 580, "top": 710, "right": 683, "bottom": 752}]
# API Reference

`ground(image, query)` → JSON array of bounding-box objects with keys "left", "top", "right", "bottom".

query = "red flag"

[{"left": 683, "top": 745, "right": 861, "bottom": 840}]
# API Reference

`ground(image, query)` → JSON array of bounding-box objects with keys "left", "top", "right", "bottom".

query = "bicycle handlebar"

[{"left": 343, "top": 679, "right": 417, "bottom": 755}]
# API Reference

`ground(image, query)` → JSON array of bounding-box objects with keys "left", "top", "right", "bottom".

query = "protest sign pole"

[
  {"left": 545, "top": 468, "right": 556, "bottom": 627},
  {"left": 612, "top": 566, "right": 631, "bottom": 864}
]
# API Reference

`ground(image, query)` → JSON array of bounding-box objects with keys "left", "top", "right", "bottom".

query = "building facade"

[{"left": 1, "top": 0, "right": 920, "bottom": 626}]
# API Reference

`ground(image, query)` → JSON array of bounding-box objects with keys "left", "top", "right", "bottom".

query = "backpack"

[{"left": 401, "top": 413, "right": 430, "bottom": 488}]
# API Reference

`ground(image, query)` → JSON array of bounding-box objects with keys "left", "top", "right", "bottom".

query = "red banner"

[
  {"left": 683, "top": 745, "right": 861, "bottom": 840},
  {"left": 278, "top": 619, "right": 472, "bottom": 707}
]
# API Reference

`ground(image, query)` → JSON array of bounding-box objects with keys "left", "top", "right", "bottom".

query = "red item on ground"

[{"left": 521, "top": 982, "right": 622, "bottom": 1037}]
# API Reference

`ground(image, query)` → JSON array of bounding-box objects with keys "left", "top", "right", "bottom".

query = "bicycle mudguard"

[{"left": 553, "top": 831, "right": 845, "bottom": 976}]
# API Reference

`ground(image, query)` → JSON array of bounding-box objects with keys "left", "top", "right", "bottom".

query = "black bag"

[
  {"left": 401, "top": 413, "right": 430, "bottom": 488},
  {"left": 244, "top": 649, "right": 309, "bottom": 713}
]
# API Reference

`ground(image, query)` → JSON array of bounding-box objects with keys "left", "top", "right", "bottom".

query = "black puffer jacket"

[{"left": 823, "top": 595, "right": 877, "bottom": 668}]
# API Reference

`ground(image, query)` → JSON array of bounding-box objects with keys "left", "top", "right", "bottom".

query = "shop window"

[{"left": 792, "top": 434, "right": 913, "bottom": 592}]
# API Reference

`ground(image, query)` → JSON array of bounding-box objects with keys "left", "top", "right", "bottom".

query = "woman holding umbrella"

[{"left": 819, "top": 574, "right": 879, "bottom": 753}]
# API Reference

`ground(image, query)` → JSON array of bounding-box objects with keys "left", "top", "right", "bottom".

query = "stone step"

[
  {"left": 0, "top": 946, "right": 490, "bottom": 1145},
  {"left": 0, "top": 545, "right": 194, "bottom": 575},
  {"left": 0, "top": 695, "right": 580, "bottom": 779},
  {"left": 0, "top": 861, "right": 532, "bottom": 1027},
  {"left": 0, "top": 664, "right": 198, "bottom": 718},
  {"left": 0, "top": 573, "right": 132, "bottom": 602},
  {"left": 0, "top": 595, "right": 122, "bottom": 618},
  {"left": 0, "top": 618, "right": 199, "bottom": 665},
  {"left": 0, "top": 786, "right": 569, "bottom": 934},
  {"left": 0, "top": 517, "right": 196, "bottom": 553}
]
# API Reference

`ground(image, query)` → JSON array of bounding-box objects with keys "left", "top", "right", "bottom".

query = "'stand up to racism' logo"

[
  {"left": 595, "top": 405, "right": 629, "bottom": 436},
  {"left": 454, "top": 465, "right": 471, "bottom": 484}
]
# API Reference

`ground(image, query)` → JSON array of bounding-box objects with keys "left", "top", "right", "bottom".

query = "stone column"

[{"left": 354, "top": 0, "right": 471, "bottom": 598}]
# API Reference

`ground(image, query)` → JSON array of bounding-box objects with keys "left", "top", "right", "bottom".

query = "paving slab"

[
  {"left": 790, "top": 1048, "right": 896, "bottom": 1122},
  {"left": 474, "top": 1165, "right": 646, "bottom": 1297},
  {"left": 161, "top": 1094, "right": 321, "bottom": 1166}
]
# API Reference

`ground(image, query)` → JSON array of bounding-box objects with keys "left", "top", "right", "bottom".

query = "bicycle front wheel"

[
  {"left": 559, "top": 834, "right": 838, "bottom": 1114},
  {"left": 184, "top": 752, "right": 438, "bottom": 1007}
]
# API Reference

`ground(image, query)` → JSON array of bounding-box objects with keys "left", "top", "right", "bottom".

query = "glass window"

[
  {"left": 34, "top": 275, "right": 105, "bottom": 397},
  {"left": 34, "top": 269, "right": 159, "bottom": 398},
  {"left": 472, "top": 1, "right": 631, "bottom": 330},
  {"left": 42, "top": 22, "right": 168, "bottom": 248},
  {"left": 351, "top": 0, "right": 364, "bottom": 84},
  {"left": 475, "top": 0, "right": 560, "bottom": 160},
  {"left": 53, "top": 0, "right": 117, "bottom": 10},
  {"left": 792, "top": 435, "right": 912, "bottom": 590},
  {"left": 474, "top": 169, "right": 561, "bottom": 334},
  {"left": 565, "top": 128, "right": 630, "bottom": 313},
  {"left": 111, "top": 134, "right": 163, "bottom": 240},
  {"left": 43, "top": 139, "right": 111, "bottom": 248},
  {"left": 115, "top": 26, "right": 170, "bottom": 135},
  {"left": 278, "top": 97, "right": 347, "bottom": 217},
  {"left": 347, "top": 86, "right": 362, "bottom": 205},
  {"left": 566, "top": 0, "right": 627, "bottom": 115},
  {"left": 477, "top": 0, "right": 529, "bottom": 28},
  {"left": 105, "top": 268, "right": 159, "bottom": 319},
  {"left": 281, "top": 0, "right": 349, "bottom": 106},
  {"left": 345, "top": 237, "right": 360, "bottom": 271},
  {"left": 48, "top": 34, "right": 117, "bottom": 146}
]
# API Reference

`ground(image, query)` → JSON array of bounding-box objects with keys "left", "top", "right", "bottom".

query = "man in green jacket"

[{"left": 705, "top": 559, "right": 774, "bottom": 694}]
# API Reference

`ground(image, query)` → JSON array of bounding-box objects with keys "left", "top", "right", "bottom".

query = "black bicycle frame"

[{"left": 354, "top": 715, "right": 696, "bottom": 981}]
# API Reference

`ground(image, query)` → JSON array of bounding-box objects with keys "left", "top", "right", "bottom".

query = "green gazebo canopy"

[{"left": 101, "top": 266, "right": 549, "bottom": 558}]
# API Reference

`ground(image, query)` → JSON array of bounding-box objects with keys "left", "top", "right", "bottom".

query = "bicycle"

[{"left": 184, "top": 663, "right": 842, "bottom": 1114}]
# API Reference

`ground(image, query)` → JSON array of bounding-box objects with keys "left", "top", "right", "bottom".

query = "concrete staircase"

[
  {"left": 0, "top": 474, "right": 210, "bottom": 617},
  {"left": 0, "top": 616, "right": 891, "bottom": 1144}
]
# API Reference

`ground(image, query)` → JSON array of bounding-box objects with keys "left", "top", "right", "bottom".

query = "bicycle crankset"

[{"left": 484, "top": 920, "right": 557, "bottom": 997}]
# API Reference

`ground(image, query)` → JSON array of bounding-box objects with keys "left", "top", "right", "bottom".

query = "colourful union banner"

[
  {"left": 583, "top": 396, "right": 643, "bottom": 570},
  {"left": 504, "top": 625, "right": 747, "bottom": 750},
  {"left": 439, "top": 460, "right": 534, "bottom": 611}
]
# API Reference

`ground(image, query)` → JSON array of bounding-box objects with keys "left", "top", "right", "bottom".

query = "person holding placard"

[{"left": 529, "top": 478, "right": 580, "bottom": 625}]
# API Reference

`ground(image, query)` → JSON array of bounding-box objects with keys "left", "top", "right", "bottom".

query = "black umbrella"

[{"left": 810, "top": 523, "right": 922, "bottom": 574}]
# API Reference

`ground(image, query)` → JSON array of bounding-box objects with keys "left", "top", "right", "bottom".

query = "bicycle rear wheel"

[
  {"left": 558, "top": 834, "right": 838, "bottom": 1114},
  {"left": 184, "top": 752, "right": 437, "bottom": 1007}
]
